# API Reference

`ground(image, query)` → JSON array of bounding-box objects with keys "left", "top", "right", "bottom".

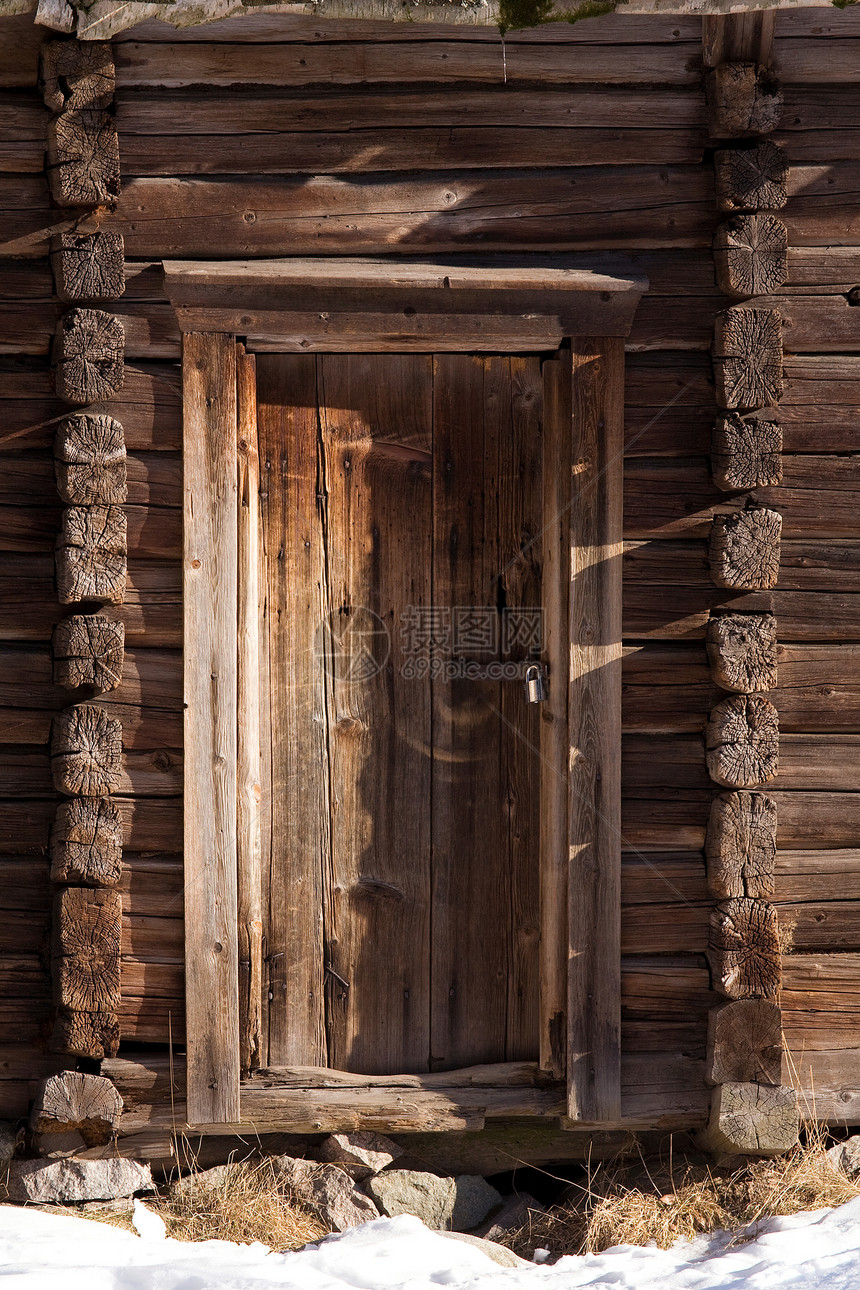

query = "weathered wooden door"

[
  {"left": 176, "top": 255, "right": 641, "bottom": 1127},
  {"left": 256, "top": 353, "right": 544, "bottom": 1076}
]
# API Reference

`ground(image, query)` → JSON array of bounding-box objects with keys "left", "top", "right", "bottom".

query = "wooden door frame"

[{"left": 171, "top": 257, "right": 646, "bottom": 1128}]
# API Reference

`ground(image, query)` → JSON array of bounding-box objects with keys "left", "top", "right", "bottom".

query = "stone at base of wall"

[{"left": 4, "top": 1157, "right": 154, "bottom": 1204}]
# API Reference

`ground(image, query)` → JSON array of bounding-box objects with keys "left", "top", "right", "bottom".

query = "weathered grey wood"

[
  {"left": 52, "top": 886, "right": 121, "bottom": 1012},
  {"left": 41, "top": 40, "right": 114, "bottom": 112},
  {"left": 53, "top": 309, "right": 124, "bottom": 406},
  {"left": 51, "top": 704, "right": 122, "bottom": 797},
  {"left": 47, "top": 110, "right": 121, "bottom": 207},
  {"left": 712, "top": 412, "right": 782, "bottom": 491},
  {"left": 713, "top": 308, "right": 783, "bottom": 410},
  {"left": 705, "top": 63, "right": 783, "bottom": 139},
  {"left": 708, "top": 898, "right": 781, "bottom": 1000},
  {"left": 54, "top": 413, "right": 127, "bottom": 506},
  {"left": 30, "top": 1071, "right": 122, "bottom": 1145},
  {"left": 699, "top": 1082, "right": 798, "bottom": 1156},
  {"left": 51, "top": 1009, "right": 120, "bottom": 1060},
  {"left": 567, "top": 337, "right": 624, "bottom": 1125},
  {"left": 53, "top": 614, "right": 125, "bottom": 691},
  {"left": 706, "top": 613, "right": 777, "bottom": 693},
  {"left": 705, "top": 1001, "right": 782, "bottom": 1087},
  {"left": 50, "top": 797, "right": 122, "bottom": 886},
  {"left": 51, "top": 232, "right": 125, "bottom": 303},
  {"left": 715, "top": 142, "right": 789, "bottom": 214},
  {"left": 705, "top": 791, "right": 777, "bottom": 900},
  {"left": 55, "top": 505, "right": 127, "bottom": 605},
  {"left": 540, "top": 354, "right": 570, "bottom": 1079},
  {"left": 706, "top": 695, "right": 779, "bottom": 789},
  {"left": 709, "top": 509, "right": 782, "bottom": 591},
  {"left": 236, "top": 345, "right": 263, "bottom": 1075},
  {"left": 714, "top": 215, "right": 788, "bottom": 298},
  {"left": 183, "top": 331, "right": 240, "bottom": 1126}
]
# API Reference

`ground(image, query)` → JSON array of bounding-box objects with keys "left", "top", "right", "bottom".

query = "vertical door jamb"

[
  {"left": 565, "top": 336, "right": 625, "bottom": 1123},
  {"left": 183, "top": 331, "right": 241, "bottom": 1125}
]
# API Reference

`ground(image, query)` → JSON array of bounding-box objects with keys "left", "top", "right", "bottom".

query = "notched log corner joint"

[
  {"left": 709, "top": 508, "right": 782, "bottom": 591},
  {"left": 706, "top": 693, "right": 779, "bottom": 789},
  {"left": 51, "top": 703, "right": 123, "bottom": 797},
  {"left": 705, "top": 62, "right": 783, "bottom": 140}
]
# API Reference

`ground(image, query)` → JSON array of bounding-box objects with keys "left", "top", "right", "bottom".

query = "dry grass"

[
  {"left": 502, "top": 1125, "right": 860, "bottom": 1261},
  {"left": 76, "top": 1157, "right": 329, "bottom": 1250},
  {"left": 156, "top": 1158, "right": 329, "bottom": 1249}
]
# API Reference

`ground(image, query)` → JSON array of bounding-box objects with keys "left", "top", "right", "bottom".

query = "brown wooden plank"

[
  {"left": 0, "top": 93, "right": 48, "bottom": 172},
  {"left": 256, "top": 354, "right": 328, "bottom": 1067},
  {"left": 120, "top": 126, "right": 706, "bottom": 175},
  {"left": 630, "top": 294, "right": 860, "bottom": 355},
  {"left": 775, "top": 38, "right": 860, "bottom": 81},
  {"left": 567, "top": 337, "right": 624, "bottom": 1124},
  {"left": 0, "top": 361, "right": 180, "bottom": 453},
  {"left": 0, "top": 556, "right": 180, "bottom": 647},
  {"left": 622, "top": 792, "right": 860, "bottom": 853},
  {"left": 236, "top": 346, "right": 263, "bottom": 1074},
  {"left": 99, "top": 171, "right": 714, "bottom": 259},
  {"left": 432, "top": 354, "right": 506, "bottom": 1071},
  {"left": 539, "top": 354, "right": 570, "bottom": 1078},
  {"left": 499, "top": 357, "right": 542, "bottom": 1063},
  {"left": 0, "top": 15, "right": 47, "bottom": 88},
  {"left": 624, "top": 733, "right": 860, "bottom": 794},
  {"left": 113, "top": 40, "right": 702, "bottom": 87},
  {"left": 319, "top": 353, "right": 432, "bottom": 1075},
  {"left": 182, "top": 331, "right": 240, "bottom": 1125}
]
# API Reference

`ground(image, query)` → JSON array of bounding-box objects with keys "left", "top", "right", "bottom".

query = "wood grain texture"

[
  {"left": 711, "top": 413, "right": 782, "bottom": 492},
  {"left": 713, "top": 308, "right": 783, "bottom": 411},
  {"left": 55, "top": 505, "right": 127, "bottom": 605},
  {"left": 52, "top": 232, "right": 126, "bottom": 303},
  {"left": 53, "top": 615, "right": 125, "bottom": 692},
  {"left": 714, "top": 142, "right": 788, "bottom": 214},
  {"left": 700, "top": 1082, "right": 797, "bottom": 1156},
  {"left": 50, "top": 797, "right": 122, "bottom": 886},
  {"left": 705, "top": 1000, "right": 782, "bottom": 1087},
  {"left": 53, "top": 309, "right": 124, "bottom": 407},
  {"left": 540, "top": 355, "right": 570, "bottom": 1079},
  {"left": 40, "top": 40, "right": 114, "bottom": 112},
  {"left": 708, "top": 899, "right": 781, "bottom": 1000},
  {"left": 182, "top": 332, "right": 240, "bottom": 1125},
  {"left": 706, "top": 612, "right": 777, "bottom": 693},
  {"left": 709, "top": 510, "right": 782, "bottom": 592},
  {"left": 705, "top": 791, "right": 777, "bottom": 901},
  {"left": 706, "top": 695, "right": 779, "bottom": 790},
  {"left": 713, "top": 215, "right": 788, "bottom": 299},
  {"left": 705, "top": 63, "right": 783, "bottom": 139},
  {"left": 51, "top": 704, "right": 122, "bottom": 797},
  {"left": 52, "top": 1008, "right": 119, "bottom": 1060},
  {"left": 567, "top": 337, "right": 624, "bottom": 1124},
  {"left": 320, "top": 354, "right": 433, "bottom": 1074},
  {"left": 236, "top": 346, "right": 263, "bottom": 1076},
  {"left": 256, "top": 354, "right": 328, "bottom": 1068},
  {"left": 52, "top": 886, "right": 122, "bottom": 1012},
  {"left": 54, "top": 413, "right": 127, "bottom": 506},
  {"left": 47, "top": 110, "right": 121, "bottom": 208}
]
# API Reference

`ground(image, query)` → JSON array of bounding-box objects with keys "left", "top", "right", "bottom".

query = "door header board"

[{"left": 163, "top": 256, "right": 648, "bottom": 353}]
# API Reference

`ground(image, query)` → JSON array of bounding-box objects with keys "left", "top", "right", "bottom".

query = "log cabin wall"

[{"left": 1, "top": 3, "right": 860, "bottom": 1150}]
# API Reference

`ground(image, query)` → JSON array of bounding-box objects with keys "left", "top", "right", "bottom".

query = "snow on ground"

[{"left": 4, "top": 1196, "right": 860, "bottom": 1289}]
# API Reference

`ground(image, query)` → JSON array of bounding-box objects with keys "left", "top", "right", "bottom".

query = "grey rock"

[
  {"left": 475, "top": 1191, "right": 545, "bottom": 1241},
  {"left": 319, "top": 1131, "right": 403, "bottom": 1179},
  {"left": 6, "top": 1157, "right": 153, "bottom": 1204},
  {"left": 437, "top": 1231, "right": 530, "bottom": 1268},
  {"left": 366, "top": 1170, "right": 502, "bottom": 1232},
  {"left": 827, "top": 1137, "right": 860, "bottom": 1177},
  {"left": 170, "top": 1164, "right": 233, "bottom": 1195},
  {"left": 273, "top": 1156, "right": 379, "bottom": 1231},
  {"left": 0, "top": 1122, "right": 17, "bottom": 1165}
]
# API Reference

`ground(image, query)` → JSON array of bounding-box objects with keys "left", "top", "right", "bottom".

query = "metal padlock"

[{"left": 524, "top": 663, "right": 547, "bottom": 704}]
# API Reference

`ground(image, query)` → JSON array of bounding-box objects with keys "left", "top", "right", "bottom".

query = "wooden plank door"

[{"left": 255, "top": 352, "right": 544, "bottom": 1077}]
